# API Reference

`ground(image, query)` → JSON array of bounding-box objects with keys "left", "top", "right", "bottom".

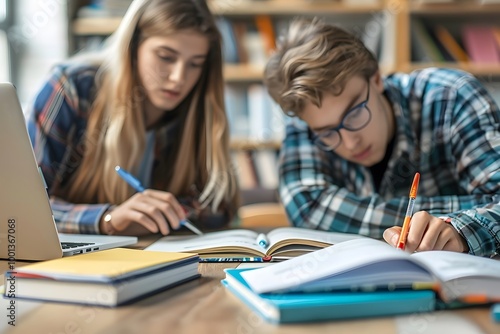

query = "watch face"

[{"left": 104, "top": 213, "right": 112, "bottom": 223}]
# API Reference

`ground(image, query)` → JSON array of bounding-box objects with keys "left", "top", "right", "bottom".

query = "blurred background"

[
  {"left": 2, "top": 0, "right": 500, "bottom": 213},
  {"left": 1, "top": 0, "right": 66, "bottom": 107}
]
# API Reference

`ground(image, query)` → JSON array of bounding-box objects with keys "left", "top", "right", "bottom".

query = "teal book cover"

[{"left": 222, "top": 268, "right": 435, "bottom": 324}]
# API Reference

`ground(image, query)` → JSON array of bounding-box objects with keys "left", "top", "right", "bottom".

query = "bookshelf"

[
  {"left": 66, "top": 0, "right": 500, "bottom": 196},
  {"left": 404, "top": 0, "right": 500, "bottom": 75},
  {"left": 67, "top": 0, "right": 500, "bottom": 80}
]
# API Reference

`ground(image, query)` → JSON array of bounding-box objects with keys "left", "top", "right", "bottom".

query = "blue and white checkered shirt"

[{"left": 279, "top": 68, "right": 500, "bottom": 257}]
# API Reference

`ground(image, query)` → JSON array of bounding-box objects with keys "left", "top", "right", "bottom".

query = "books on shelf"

[
  {"left": 217, "top": 16, "right": 274, "bottom": 67},
  {"left": 232, "top": 150, "right": 259, "bottom": 189},
  {"left": 247, "top": 84, "right": 285, "bottom": 141},
  {"left": 255, "top": 15, "right": 276, "bottom": 56},
  {"left": 433, "top": 25, "right": 469, "bottom": 63},
  {"left": 231, "top": 149, "right": 280, "bottom": 190},
  {"left": 222, "top": 268, "right": 435, "bottom": 323},
  {"left": 493, "top": 28, "right": 500, "bottom": 52},
  {"left": 411, "top": 19, "right": 445, "bottom": 62},
  {"left": 253, "top": 149, "right": 279, "bottom": 189},
  {"left": 77, "top": 0, "right": 133, "bottom": 18},
  {"left": 239, "top": 238, "right": 500, "bottom": 304},
  {"left": 144, "top": 227, "right": 368, "bottom": 261},
  {"left": 4, "top": 248, "right": 200, "bottom": 306},
  {"left": 225, "top": 83, "right": 285, "bottom": 144},
  {"left": 217, "top": 17, "right": 240, "bottom": 64},
  {"left": 225, "top": 85, "right": 249, "bottom": 139},
  {"left": 462, "top": 25, "right": 500, "bottom": 64}
]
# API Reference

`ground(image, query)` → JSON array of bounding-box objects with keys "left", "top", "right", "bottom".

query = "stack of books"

[
  {"left": 222, "top": 238, "right": 500, "bottom": 323},
  {"left": 4, "top": 248, "right": 199, "bottom": 306}
]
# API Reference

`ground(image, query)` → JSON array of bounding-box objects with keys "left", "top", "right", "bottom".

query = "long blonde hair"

[{"left": 65, "top": 0, "right": 238, "bottom": 213}]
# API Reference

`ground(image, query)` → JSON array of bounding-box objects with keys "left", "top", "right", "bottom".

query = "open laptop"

[{"left": 0, "top": 82, "right": 137, "bottom": 261}]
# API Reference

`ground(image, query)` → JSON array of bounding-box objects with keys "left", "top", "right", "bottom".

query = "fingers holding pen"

[
  {"left": 110, "top": 192, "right": 168, "bottom": 235},
  {"left": 113, "top": 166, "right": 187, "bottom": 235},
  {"left": 383, "top": 212, "right": 433, "bottom": 253},
  {"left": 110, "top": 190, "right": 186, "bottom": 235},
  {"left": 143, "top": 189, "right": 187, "bottom": 230},
  {"left": 393, "top": 211, "right": 469, "bottom": 253},
  {"left": 403, "top": 211, "right": 433, "bottom": 253}
]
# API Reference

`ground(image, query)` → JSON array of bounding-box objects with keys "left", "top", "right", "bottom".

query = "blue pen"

[
  {"left": 114, "top": 165, "right": 203, "bottom": 235},
  {"left": 115, "top": 166, "right": 145, "bottom": 192}
]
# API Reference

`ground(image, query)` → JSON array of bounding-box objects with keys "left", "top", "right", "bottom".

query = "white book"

[
  {"left": 241, "top": 238, "right": 500, "bottom": 303},
  {"left": 247, "top": 84, "right": 270, "bottom": 141},
  {"left": 224, "top": 85, "right": 249, "bottom": 139},
  {"left": 268, "top": 98, "right": 286, "bottom": 141},
  {"left": 145, "top": 227, "right": 368, "bottom": 260},
  {"left": 378, "top": 12, "right": 396, "bottom": 70},
  {"left": 253, "top": 150, "right": 279, "bottom": 189}
]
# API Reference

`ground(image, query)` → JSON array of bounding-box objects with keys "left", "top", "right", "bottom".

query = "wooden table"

[{"left": 1, "top": 235, "right": 500, "bottom": 334}]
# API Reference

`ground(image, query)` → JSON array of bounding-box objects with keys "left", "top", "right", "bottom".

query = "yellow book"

[
  {"left": 11, "top": 248, "right": 197, "bottom": 280},
  {"left": 5, "top": 248, "right": 199, "bottom": 306}
]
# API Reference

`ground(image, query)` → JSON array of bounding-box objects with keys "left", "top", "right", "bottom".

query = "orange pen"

[{"left": 397, "top": 172, "right": 420, "bottom": 250}]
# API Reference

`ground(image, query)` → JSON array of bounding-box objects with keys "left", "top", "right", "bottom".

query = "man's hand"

[{"left": 383, "top": 211, "right": 469, "bottom": 253}]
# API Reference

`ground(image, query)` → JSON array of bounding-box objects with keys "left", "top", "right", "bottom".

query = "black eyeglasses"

[{"left": 311, "top": 81, "right": 372, "bottom": 151}]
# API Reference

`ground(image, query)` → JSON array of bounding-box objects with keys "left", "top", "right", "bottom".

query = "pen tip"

[{"left": 115, "top": 166, "right": 121, "bottom": 171}]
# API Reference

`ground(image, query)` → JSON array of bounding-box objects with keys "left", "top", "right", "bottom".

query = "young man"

[{"left": 264, "top": 18, "right": 500, "bottom": 257}]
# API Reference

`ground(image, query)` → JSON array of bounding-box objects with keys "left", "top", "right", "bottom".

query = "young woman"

[{"left": 27, "top": 0, "right": 239, "bottom": 236}]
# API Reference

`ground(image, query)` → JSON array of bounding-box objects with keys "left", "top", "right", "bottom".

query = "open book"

[
  {"left": 145, "top": 227, "right": 367, "bottom": 260},
  {"left": 240, "top": 238, "right": 500, "bottom": 303}
]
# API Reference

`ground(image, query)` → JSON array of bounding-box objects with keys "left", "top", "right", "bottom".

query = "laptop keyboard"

[{"left": 61, "top": 242, "right": 95, "bottom": 250}]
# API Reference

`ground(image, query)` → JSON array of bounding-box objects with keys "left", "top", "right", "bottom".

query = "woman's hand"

[
  {"left": 100, "top": 190, "right": 187, "bottom": 236},
  {"left": 383, "top": 211, "right": 469, "bottom": 253}
]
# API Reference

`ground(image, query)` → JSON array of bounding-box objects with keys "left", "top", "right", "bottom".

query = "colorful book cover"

[
  {"left": 254, "top": 15, "right": 276, "bottom": 56},
  {"left": 462, "top": 25, "right": 500, "bottom": 64},
  {"left": 411, "top": 20, "right": 445, "bottom": 62},
  {"left": 433, "top": 25, "right": 469, "bottom": 62},
  {"left": 222, "top": 268, "right": 435, "bottom": 324}
]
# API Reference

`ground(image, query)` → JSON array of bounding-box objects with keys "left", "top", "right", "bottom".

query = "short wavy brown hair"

[{"left": 264, "top": 17, "right": 379, "bottom": 115}]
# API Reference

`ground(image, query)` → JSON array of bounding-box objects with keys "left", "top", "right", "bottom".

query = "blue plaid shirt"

[{"left": 279, "top": 68, "right": 500, "bottom": 257}]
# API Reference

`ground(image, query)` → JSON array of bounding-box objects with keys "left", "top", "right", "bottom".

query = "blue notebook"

[
  {"left": 222, "top": 268, "right": 436, "bottom": 324},
  {"left": 492, "top": 304, "right": 500, "bottom": 322}
]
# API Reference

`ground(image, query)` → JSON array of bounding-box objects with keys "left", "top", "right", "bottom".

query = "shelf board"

[
  {"left": 410, "top": 3, "right": 500, "bottom": 15},
  {"left": 408, "top": 62, "right": 500, "bottom": 76},
  {"left": 230, "top": 139, "right": 282, "bottom": 150},
  {"left": 210, "top": 0, "right": 385, "bottom": 15},
  {"left": 224, "top": 64, "right": 265, "bottom": 82},
  {"left": 73, "top": 17, "right": 122, "bottom": 35},
  {"left": 224, "top": 63, "right": 394, "bottom": 82}
]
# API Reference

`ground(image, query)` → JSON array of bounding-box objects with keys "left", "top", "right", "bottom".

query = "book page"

[
  {"left": 241, "top": 238, "right": 423, "bottom": 294},
  {"left": 411, "top": 251, "right": 500, "bottom": 282},
  {"left": 266, "top": 227, "right": 368, "bottom": 255},
  {"left": 411, "top": 251, "right": 500, "bottom": 302},
  {"left": 145, "top": 229, "right": 266, "bottom": 257}
]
